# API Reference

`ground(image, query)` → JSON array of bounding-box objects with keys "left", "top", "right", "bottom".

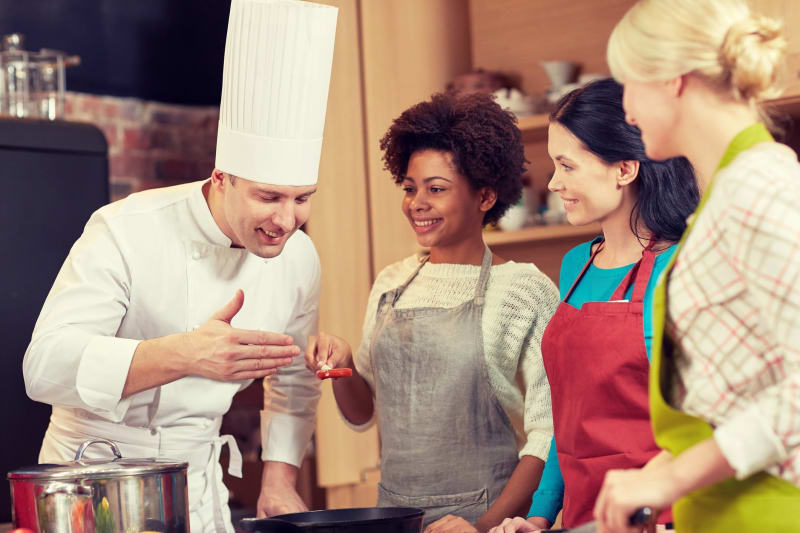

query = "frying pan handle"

[{"left": 239, "top": 517, "right": 303, "bottom": 533}]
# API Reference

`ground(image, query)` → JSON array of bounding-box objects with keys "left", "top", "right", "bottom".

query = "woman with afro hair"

[{"left": 305, "top": 91, "right": 560, "bottom": 532}]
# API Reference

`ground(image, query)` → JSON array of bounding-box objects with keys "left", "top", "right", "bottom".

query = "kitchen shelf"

[
  {"left": 517, "top": 113, "right": 550, "bottom": 142},
  {"left": 484, "top": 222, "right": 601, "bottom": 246},
  {"left": 516, "top": 94, "right": 800, "bottom": 144},
  {"left": 766, "top": 94, "right": 800, "bottom": 116}
]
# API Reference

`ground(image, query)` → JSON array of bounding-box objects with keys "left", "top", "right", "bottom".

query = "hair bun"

[{"left": 720, "top": 14, "right": 787, "bottom": 101}]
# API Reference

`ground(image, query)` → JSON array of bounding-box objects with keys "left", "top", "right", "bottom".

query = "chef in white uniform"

[{"left": 22, "top": 1, "right": 338, "bottom": 531}]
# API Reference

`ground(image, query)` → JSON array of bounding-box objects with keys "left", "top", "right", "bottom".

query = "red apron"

[{"left": 541, "top": 240, "right": 671, "bottom": 527}]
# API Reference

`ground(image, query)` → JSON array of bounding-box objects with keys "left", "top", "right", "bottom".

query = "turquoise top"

[{"left": 527, "top": 239, "right": 677, "bottom": 522}]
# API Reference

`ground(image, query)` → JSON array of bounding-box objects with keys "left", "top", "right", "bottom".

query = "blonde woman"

[{"left": 595, "top": 0, "right": 800, "bottom": 531}]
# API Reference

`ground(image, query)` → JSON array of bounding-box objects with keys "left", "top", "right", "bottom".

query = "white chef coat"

[{"left": 23, "top": 179, "right": 321, "bottom": 532}]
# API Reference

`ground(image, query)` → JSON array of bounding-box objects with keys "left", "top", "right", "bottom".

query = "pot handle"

[{"left": 74, "top": 438, "right": 123, "bottom": 461}]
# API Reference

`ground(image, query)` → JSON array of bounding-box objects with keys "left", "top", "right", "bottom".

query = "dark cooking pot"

[{"left": 240, "top": 507, "right": 424, "bottom": 533}]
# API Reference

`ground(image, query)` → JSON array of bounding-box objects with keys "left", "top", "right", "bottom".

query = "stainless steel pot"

[{"left": 8, "top": 439, "right": 189, "bottom": 533}]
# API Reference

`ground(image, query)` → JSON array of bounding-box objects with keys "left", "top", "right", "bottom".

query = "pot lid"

[
  {"left": 8, "top": 438, "right": 188, "bottom": 480},
  {"left": 8, "top": 457, "right": 188, "bottom": 480}
]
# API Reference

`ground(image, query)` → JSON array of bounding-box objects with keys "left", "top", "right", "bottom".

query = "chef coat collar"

[{"left": 189, "top": 180, "right": 234, "bottom": 248}]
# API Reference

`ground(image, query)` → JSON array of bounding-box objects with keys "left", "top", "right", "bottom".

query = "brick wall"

[{"left": 64, "top": 92, "right": 219, "bottom": 202}]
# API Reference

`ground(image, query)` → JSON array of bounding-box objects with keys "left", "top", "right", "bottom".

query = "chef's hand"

[
  {"left": 488, "top": 516, "right": 549, "bottom": 532},
  {"left": 424, "top": 515, "right": 479, "bottom": 533},
  {"left": 187, "top": 289, "right": 300, "bottom": 381},
  {"left": 594, "top": 467, "right": 677, "bottom": 533},
  {"left": 257, "top": 461, "right": 308, "bottom": 518},
  {"left": 305, "top": 332, "right": 353, "bottom": 372}
]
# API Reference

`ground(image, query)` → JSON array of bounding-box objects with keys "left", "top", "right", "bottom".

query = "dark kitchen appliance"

[{"left": 0, "top": 116, "right": 108, "bottom": 522}]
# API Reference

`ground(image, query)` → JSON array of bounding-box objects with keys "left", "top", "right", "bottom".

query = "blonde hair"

[{"left": 607, "top": 0, "right": 787, "bottom": 103}]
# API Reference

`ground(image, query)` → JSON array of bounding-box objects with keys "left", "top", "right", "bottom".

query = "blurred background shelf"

[
  {"left": 517, "top": 113, "right": 550, "bottom": 142},
  {"left": 485, "top": 223, "right": 601, "bottom": 246},
  {"left": 516, "top": 93, "right": 800, "bottom": 145}
]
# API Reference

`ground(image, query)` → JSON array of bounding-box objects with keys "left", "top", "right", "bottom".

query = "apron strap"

[
  {"left": 562, "top": 236, "right": 605, "bottom": 302},
  {"left": 390, "top": 254, "right": 429, "bottom": 306},
  {"left": 388, "top": 246, "right": 492, "bottom": 307},
  {"left": 473, "top": 245, "right": 494, "bottom": 304},
  {"left": 210, "top": 435, "right": 242, "bottom": 533},
  {"left": 610, "top": 240, "right": 658, "bottom": 303},
  {"left": 216, "top": 434, "right": 243, "bottom": 478}
]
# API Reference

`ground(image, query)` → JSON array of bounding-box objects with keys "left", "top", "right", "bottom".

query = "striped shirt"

[{"left": 667, "top": 140, "right": 800, "bottom": 485}]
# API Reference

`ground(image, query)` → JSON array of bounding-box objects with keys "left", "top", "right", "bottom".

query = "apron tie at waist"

[
  {"left": 214, "top": 434, "right": 243, "bottom": 478},
  {"left": 210, "top": 434, "right": 241, "bottom": 533}
]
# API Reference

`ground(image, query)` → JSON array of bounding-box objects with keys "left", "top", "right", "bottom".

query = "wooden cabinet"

[
  {"left": 469, "top": 0, "right": 636, "bottom": 96},
  {"left": 359, "top": 0, "right": 472, "bottom": 275},
  {"left": 307, "top": 0, "right": 379, "bottom": 509},
  {"left": 307, "top": 0, "right": 471, "bottom": 509}
]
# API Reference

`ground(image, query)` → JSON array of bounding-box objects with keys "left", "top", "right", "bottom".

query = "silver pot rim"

[
  {"left": 8, "top": 458, "right": 189, "bottom": 481},
  {"left": 7, "top": 438, "right": 188, "bottom": 481}
]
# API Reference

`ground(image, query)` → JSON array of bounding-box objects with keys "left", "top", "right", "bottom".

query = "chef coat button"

[{"left": 192, "top": 251, "right": 202, "bottom": 260}]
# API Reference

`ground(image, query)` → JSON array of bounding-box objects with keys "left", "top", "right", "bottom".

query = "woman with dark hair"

[
  {"left": 490, "top": 78, "right": 698, "bottom": 532},
  {"left": 305, "top": 91, "right": 560, "bottom": 532}
]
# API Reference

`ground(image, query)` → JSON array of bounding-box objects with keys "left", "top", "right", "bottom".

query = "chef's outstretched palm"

[{"left": 187, "top": 289, "right": 300, "bottom": 381}]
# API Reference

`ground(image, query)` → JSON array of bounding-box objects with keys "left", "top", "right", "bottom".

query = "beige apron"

[{"left": 371, "top": 247, "right": 519, "bottom": 527}]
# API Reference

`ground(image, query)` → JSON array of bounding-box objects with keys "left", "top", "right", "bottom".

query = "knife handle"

[
  {"left": 629, "top": 507, "right": 654, "bottom": 525},
  {"left": 545, "top": 507, "right": 654, "bottom": 532}
]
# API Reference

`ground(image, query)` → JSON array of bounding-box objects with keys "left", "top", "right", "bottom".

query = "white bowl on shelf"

[{"left": 498, "top": 203, "right": 528, "bottom": 231}]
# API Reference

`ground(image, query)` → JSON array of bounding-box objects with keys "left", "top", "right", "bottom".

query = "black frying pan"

[{"left": 239, "top": 507, "right": 424, "bottom": 533}]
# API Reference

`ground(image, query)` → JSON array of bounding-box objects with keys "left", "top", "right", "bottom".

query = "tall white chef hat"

[{"left": 215, "top": 0, "right": 338, "bottom": 186}]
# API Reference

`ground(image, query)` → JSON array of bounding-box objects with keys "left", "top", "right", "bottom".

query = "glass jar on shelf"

[{"left": 0, "top": 33, "right": 80, "bottom": 120}]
